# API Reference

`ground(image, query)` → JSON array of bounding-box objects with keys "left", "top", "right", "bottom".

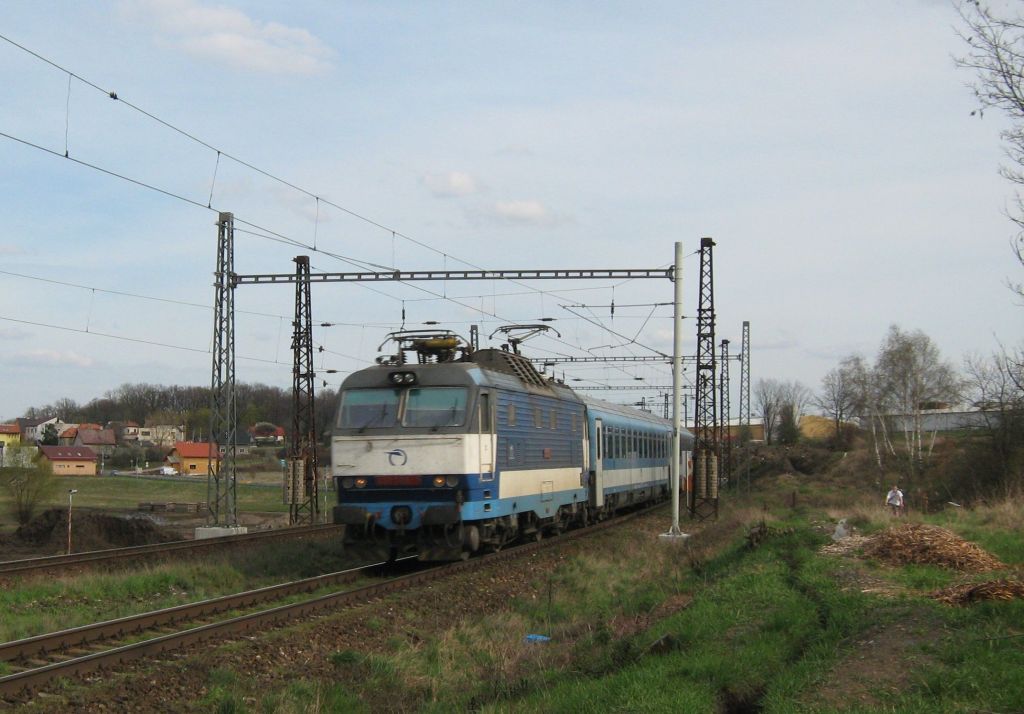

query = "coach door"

[
  {"left": 479, "top": 393, "right": 494, "bottom": 480},
  {"left": 593, "top": 418, "right": 605, "bottom": 508}
]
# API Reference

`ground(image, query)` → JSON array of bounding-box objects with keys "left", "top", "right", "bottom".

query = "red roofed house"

[
  {"left": 167, "top": 441, "right": 220, "bottom": 476},
  {"left": 38, "top": 445, "right": 98, "bottom": 476},
  {"left": 59, "top": 426, "right": 79, "bottom": 446},
  {"left": 0, "top": 423, "right": 21, "bottom": 448}
]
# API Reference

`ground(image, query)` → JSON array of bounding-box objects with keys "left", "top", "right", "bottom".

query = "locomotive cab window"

[
  {"left": 403, "top": 387, "right": 468, "bottom": 428},
  {"left": 479, "top": 393, "right": 492, "bottom": 432},
  {"left": 338, "top": 389, "right": 401, "bottom": 429}
]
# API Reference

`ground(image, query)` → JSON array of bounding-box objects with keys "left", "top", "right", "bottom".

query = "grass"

[
  {"left": 0, "top": 538, "right": 360, "bottom": 642},
  {"left": 0, "top": 473, "right": 289, "bottom": 532}
]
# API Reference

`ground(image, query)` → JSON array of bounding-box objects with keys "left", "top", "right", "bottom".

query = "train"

[{"left": 330, "top": 330, "right": 694, "bottom": 560}]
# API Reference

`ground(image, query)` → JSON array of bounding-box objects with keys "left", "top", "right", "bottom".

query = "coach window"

[{"left": 508, "top": 404, "right": 517, "bottom": 426}]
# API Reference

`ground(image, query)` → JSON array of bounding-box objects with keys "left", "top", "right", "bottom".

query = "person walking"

[{"left": 885, "top": 485, "right": 904, "bottom": 517}]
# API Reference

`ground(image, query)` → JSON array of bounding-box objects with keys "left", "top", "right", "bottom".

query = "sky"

[{"left": 0, "top": 0, "right": 1021, "bottom": 420}]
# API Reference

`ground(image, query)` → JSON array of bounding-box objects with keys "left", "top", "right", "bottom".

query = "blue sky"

[{"left": 0, "top": 0, "right": 1020, "bottom": 419}]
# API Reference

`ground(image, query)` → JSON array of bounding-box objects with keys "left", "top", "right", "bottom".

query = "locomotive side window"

[
  {"left": 403, "top": 388, "right": 468, "bottom": 428},
  {"left": 508, "top": 404, "right": 517, "bottom": 426},
  {"left": 549, "top": 409, "right": 557, "bottom": 430},
  {"left": 533, "top": 407, "right": 543, "bottom": 429},
  {"left": 338, "top": 389, "right": 400, "bottom": 429},
  {"left": 479, "top": 393, "right": 492, "bottom": 432}
]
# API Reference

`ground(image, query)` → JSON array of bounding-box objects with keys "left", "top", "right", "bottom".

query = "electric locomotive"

[{"left": 331, "top": 330, "right": 692, "bottom": 560}]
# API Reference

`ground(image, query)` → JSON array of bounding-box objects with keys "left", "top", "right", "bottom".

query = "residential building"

[
  {"left": 38, "top": 445, "right": 98, "bottom": 476},
  {"left": 167, "top": 441, "right": 220, "bottom": 475},
  {"left": 138, "top": 424, "right": 185, "bottom": 448},
  {"left": 75, "top": 429, "right": 117, "bottom": 459},
  {"left": 0, "top": 423, "right": 21, "bottom": 448}
]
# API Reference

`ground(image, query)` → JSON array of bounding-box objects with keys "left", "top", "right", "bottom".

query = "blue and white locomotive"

[{"left": 331, "top": 330, "right": 693, "bottom": 559}]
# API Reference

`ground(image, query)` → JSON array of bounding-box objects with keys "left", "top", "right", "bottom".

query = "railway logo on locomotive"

[{"left": 387, "top": 448, "right": 408, "bottom": 466}]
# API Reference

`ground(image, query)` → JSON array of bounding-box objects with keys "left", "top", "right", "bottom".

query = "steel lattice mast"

[
  {"left": 719, "top": 339, "right": 731, "bottom": 490},
  {"left": 691, "top": 237, "right": 718, "bottom": 520},
  {"left": 207, "top": 212, "right": 238, "bottom": 525},
  {"left": 739, "top": 320, "right": 751, "bottom": 491},
  {"left": 288, "top": 256, "right": 320, "bottom": 525}
]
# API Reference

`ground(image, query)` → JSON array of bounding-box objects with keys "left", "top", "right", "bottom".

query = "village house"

[
  {"left": 167, "top": 441, "right": 219, "bottom": 476},
  {"left": 38, "top": 445, "right": 98, "bottom": 476},
  {"left": 74, "top": 428, "right": 117, "bottom": 459},
  {"left": 0, "top": 423, "right": 21, "bottom": 448},
  {"left": 138, "top": 424, "right": 185, "bottom": 448}
]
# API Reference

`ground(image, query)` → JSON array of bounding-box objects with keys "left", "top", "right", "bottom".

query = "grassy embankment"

[
  {"left": 198, "top": 472, "right": 1023, "bottom": 713},
  {"left": 0, "top": 536, "right": 367, "bottom": 660}
]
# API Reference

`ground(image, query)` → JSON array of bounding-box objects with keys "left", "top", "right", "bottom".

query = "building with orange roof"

[{"left": 167, "top": 441, "right": 220, "bottom": 475}]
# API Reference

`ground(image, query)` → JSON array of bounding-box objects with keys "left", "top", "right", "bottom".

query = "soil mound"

[
  {"left": 863, "top": 523, "right": 1004, "bottom": 572},
  {"left": 14, "top": 508, "right": 177, "bottom": 553},
  {"left": 930, "top": 579, "right": 1024, "bottom": 605}
]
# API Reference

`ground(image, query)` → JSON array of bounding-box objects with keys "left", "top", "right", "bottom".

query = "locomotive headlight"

[
  {"left": 354, "top": 477, "right": 368, "bottom": 488},
  {"left": 388, "top": 371, "right": 418, "bottom": 385},
  {"left": 445, "top": 475, "right": 459, "bottom": 487},
  {"left": 402, "top": 372, "right": 416, "bottom": 384},
  {"left": 389, "top": 372, "right": 404, "bottom": 385},
  {"left": 342, "top": 477, "right": 354, "bottom": 489},
  {"left": 432, "top": 476, "right": 446, "bottom": 488}
]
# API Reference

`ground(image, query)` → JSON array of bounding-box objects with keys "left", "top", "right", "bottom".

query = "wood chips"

[
  {"left": 930, "top": 579, "right": 1024, "bottom": 605},
  {"left": 862, "top": 523, "right": 1004, "bottom": 572}
]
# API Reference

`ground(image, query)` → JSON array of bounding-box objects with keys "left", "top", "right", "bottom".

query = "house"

[
  {"left": 38, "top": 445, "right": 98, "bottom": 476},
  {"left": 107, "top": 421, "right": 140, "bottom": 444},
  {"left": 138, "top": 424, "right": 185, "bottom": 448},
  {"left": 167, "top": 441, "right": 220, "bottom": 475},
  {"left": 59, "top": 426, "right": 79, "bottom": 446},
  {"left": 75, "top": 429, "right": 117, "bottom": 458},
  {"left": 0, "top": 423, "right": 21, "bottom": 448},
  {"left": 249, "top": 423, "right": 286, "bottom": 445}
]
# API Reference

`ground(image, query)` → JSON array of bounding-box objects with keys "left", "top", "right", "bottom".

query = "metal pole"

[
  {"left": 66, "top": 489, "right": 77, "bottom": 555},
  {"left": 663, "top": 241, "right": 685, "bottom": 538}
]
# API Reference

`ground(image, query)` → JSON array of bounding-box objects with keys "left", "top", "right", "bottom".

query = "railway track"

[
  {"left": 0, "top": 505, "right": 667, "bottom": 702},
  {"left": 0, "top": 524, "right": 346, "bottom": 580}
]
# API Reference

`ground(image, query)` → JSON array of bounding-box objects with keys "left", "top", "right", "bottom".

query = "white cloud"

[
  {"left": 129, "top": 0, "right": 335, "bottom": 75},
  {"left": 20, "top": 349, "right": 95, "bottom": 368},
  {"left": 489, "top": 200, "right": 554, "bottom": 225},
  {"left": 421, "top": 171, "right": 480, "bottom": 198}
]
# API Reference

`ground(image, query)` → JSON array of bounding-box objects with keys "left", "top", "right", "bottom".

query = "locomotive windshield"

[
  {"left": 403, "top": 387, "right": 468, "bottom": 428},
  {"left": 338, "top": 389, "right": 401, "bottom": 429},
  {"left": 336, "top": 387, "right": 469, "bottom": 430}
]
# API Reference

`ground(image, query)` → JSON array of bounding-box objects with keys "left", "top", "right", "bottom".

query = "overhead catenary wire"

[{"left": 0, "top": 33, "right": 694, "bottom": 387}]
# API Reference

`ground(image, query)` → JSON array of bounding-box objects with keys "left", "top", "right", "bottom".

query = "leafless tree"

[
  {"left": 964, "top": 349, "right": 1024, "bottom": 496},
  {"left": 956, "top": 1, "right": 1024, "bottom": 299},
  {"left": 2, "top": 448, "right": 55, "bottom": 525},
  {"left": 755, "top": 378, "right": 784, "bottom": 445},
  {"left": 814, "top": 363, "right": 857, "bottom": 441}
]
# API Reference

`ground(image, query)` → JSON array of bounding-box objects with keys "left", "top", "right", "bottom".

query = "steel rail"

[
  {"left": 0, "top": 504, "right": 664, "bottom": 700},
  {"left": 0, "top": 524, "right": 345, "bottom": 579}
]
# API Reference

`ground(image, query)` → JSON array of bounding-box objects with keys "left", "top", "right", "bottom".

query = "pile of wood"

[
  {"left": 930, "top": 579, "right": 1024, "bottom": 605},
  {"left": 862, "top": 523, "right": 1004, "bottom": 572}
]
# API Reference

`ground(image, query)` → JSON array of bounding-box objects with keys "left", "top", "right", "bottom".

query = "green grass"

[
  {"left": 0, "top": 474, "right": 289, "bottom": 531},
  {"left": 0, "top": 538, "right": 358, "bottom": 642}
]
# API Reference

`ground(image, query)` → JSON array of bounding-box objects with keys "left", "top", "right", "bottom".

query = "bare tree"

[
  {"left": 2, "top": 448, "right": 56, "bottom": 525},
  {"left": 956, "top": 2, "right": 1024, "bottom": 299},
  {"left": 755, "top": 378, "right": 784, "bottom": 445},
  {"left": 964, "top": 349, "right": 1024, "bottom": 496},
  {"left": 814, "top": 363, "right": 857, "bottom": 442}
]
